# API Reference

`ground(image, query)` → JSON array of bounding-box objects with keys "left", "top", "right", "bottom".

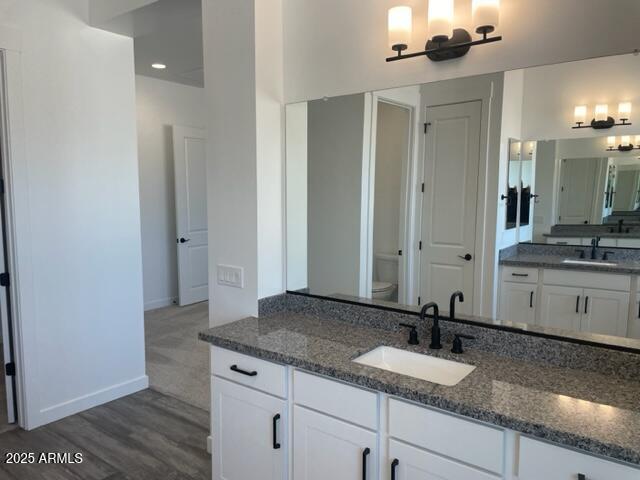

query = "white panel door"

[
  {"left": 293, "top": 405, "right": 377, "bottom": 480},
  {"left": 539, "top": 285, "right": 582, "bottom": 332},
  {"left": 388, "top": 440, "right": 500, "bottom": 480},
  {"left": 581, "top": 288, "right": 629, "bottom": 337},
  {"left": 212, "top": 377, "right": 286, "bottom": 480},
  {"left": 419, "top": 101, "right": 481, "bottom": 312},
  {"left": 499, "top": 282, "right": 536, "bottom": 325},
  {"left": 173, "top": 125, "right": 208, "bottom": 306},
  {"left": 557, "top": 158, "right": 599, "bottom": 224}
]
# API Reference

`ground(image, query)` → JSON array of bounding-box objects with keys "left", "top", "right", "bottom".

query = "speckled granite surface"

[
  {"left": 200, "top": 312, "right": 640, "bottom": 466},
  {"left": 545, "top": 224, "right": 640, "bottom": 239}
]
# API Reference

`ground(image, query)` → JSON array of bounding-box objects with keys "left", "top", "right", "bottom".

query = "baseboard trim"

[
  {"left": 144, "top": 297, "right": 177, "bottom": 311},
  {"left": 33, "top": 375, "right": 149, "bottom": 429}
]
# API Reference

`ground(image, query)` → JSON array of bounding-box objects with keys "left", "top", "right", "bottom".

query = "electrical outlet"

[{"left": 217, "top": 265, "right": 244, "bottom": 288}]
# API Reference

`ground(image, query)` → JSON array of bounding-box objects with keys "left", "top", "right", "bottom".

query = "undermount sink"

[
  {"left": 353, "top": 346, "right": 476, "bottom": 387},
  {"left": 562, "top": 259, "right": 618, "bottom": 267}
]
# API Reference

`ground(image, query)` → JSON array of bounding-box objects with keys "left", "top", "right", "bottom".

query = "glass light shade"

[
  {"left": 388, "top": 6, "right": 413, "bottom": 48},
  {"left": 594, "top": 104, "right": 609, "bottom": 122},
  {"left": 621, "top": 135, "right": 631, "bottom": 146},
  {"left": 607, "top": 136, "right": 617, "bottom": 148},
  {"left": 472, "top": 0, "right": 500, "bottom": 32},
  {"left": 635, "top": 135, "right": 640, "bottom": 146},
  {"left": 428, "top": 0, "right": 454, "bottom": 42},
  {"left": 619, "top": 102, "right": 632, "bottom": 120},
  {"left": 574, "top": 105, "right": 587, "bottom": 124}
]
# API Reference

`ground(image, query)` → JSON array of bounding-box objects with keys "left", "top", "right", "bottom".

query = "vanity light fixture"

[
  {"left": 606, "top": 135, "right": 640, "bottom": 152},
  {"left": 386, "top": 0, "right": 502, "bottom": 63},
  {"left": 151, "top": 63, "right": 167, "bottom": 70},
  {"left": 573, "top": 102, "right": 633, "bottom": 129}
]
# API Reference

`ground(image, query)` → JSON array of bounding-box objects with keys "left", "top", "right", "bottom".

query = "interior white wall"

[
  {"left": 533, "top": 140, "right": 558, "bottom": 242},
  {"left": 282, "top": 0, "right": 640, "bottom": 103},
  {"left": 0, "top": 0, "right": 147, "bottom": 428},
  {"left": 556, "top": 136, "right": 640, "bottom": 159},
  {"left": 307, "top": 94, "right": 366, "bottom": 297},
  {"left": 284, "top": 102, "right": 308, "bottom": 291},
  {"left": 522, "top": 53, "right": 640, "bottom": 141},
  {"left": 135, "top": 75, "right": 205, "bottom": 310}
]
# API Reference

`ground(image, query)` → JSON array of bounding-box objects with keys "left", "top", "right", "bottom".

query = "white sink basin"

[
  {"left": 353, "top": 346, "right": 476, "bottom": 387},
  {"left": 562, "top": 259, "right": 617, "bottom": 267}
]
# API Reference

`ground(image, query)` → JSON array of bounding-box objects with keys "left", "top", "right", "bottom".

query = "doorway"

[{"left": 418, "top": 100, "right": 482, "bottom": 313}]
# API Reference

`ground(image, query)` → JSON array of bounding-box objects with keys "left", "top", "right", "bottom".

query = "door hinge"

[
  {"left": 421, "top": 183, "right": 425, "bottom": 193},
  {"left": 0, "top": 272, "right": 9, "bottom": 287},
  {"left": 0, "top": 179, "right": 5, "bottom": 195},
  {"left": 419, "top": 241, "right": 423, "bottom": 250},
  {"left": 5, "top": 362, "right": 15, "bottom": 376},
  {"left": 424, "top": 122, "right": 431, "bottom": 134},
  {"left": 417, "top": 296, "right": 421, "bottom": 305},
  {"left": 398, "top": 250, "right": 403, "bottom": 256}
]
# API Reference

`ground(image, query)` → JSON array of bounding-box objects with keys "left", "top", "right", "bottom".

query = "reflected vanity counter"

[{"left": 200, "top": 293, "right": 640, "bottom": 474}]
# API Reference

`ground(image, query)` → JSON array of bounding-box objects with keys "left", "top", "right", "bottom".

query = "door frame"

[
  {"left": 367, "top": 91, "right": 419, "bottom": 305},
  {"left": 413, "top": 74, "right": 502, "bottom": 315}
]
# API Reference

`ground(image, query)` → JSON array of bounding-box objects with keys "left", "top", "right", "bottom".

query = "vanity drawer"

[
  {"left": 502, "top": 266, "right": 538, "bottom": 284},
  {"left": 519, "top": 436, "right": 639, "bottom": 480},
  {"left": 293, "top": 370, "right": 377, "bottom": 430},
  {"left": 543, "top": 269, "right": 630, "bottom": 291},
  {"left": 211, "top": 346, "right": 287, "bottom": 398},
  {"left": 388, "top": 398, "right": 504, "bottom": 474}
]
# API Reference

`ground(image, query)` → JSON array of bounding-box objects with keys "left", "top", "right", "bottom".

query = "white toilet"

[{"left": 372, "top": 253, "right": 399, "bottom": 301}]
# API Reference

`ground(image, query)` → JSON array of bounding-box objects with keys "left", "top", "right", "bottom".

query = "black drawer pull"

[
  {"left": 584, "top": 296, "right": 589, "bottom": 314},
  {"left": 575, "top": 295, "right": 580, "bottom": 313},
  {"left": 511, "top": 273, "right": 529, "bottom": 277},
  {"left": 391, "top": 459, "right": 399, "bottom": 480},
  {"left": 272, "top": 414, "right": 281, "bottom": 449},
  {"left": 529, "top": 291, "right": 534, "bottom": 308},
  {"left": 230, "top": 365, "right": 257, "bottom": 377},
  {"left": 362, "top": 448, "right": 371, "bottom": 480}
]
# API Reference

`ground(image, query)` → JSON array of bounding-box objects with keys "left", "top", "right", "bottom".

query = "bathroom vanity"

[{"left": 200, "top": 296, "right": 640, "bottom": 480}]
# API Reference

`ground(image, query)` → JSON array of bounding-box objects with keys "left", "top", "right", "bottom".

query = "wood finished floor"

[{"left": 0, "top": 389, "right": 211, "bottom": 480}]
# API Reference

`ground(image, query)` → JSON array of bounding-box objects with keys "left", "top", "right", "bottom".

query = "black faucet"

[
  {"left": 590, "top": 236, "right": 600, "bottom": 260},
  {"left": 618, "top": 219, "right": 624, "bottom": 233},
  {"left": 449, "top": 291, "right": 464, "bottom": 321},
  {"left": 419, "top": 302, "right": 442, "bottom": 350}
]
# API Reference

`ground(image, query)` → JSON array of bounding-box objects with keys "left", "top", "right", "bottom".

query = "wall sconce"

[
  {"left": 606, "top": 135, "right": 640, "bottom": 152},
  {"left": 386, "top": 0, "right": 502, "bottom": 63},
  {"left": 573, "top": 102, "right": 633, "bottom": 129}
]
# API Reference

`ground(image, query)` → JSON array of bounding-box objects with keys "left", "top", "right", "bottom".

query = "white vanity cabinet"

[
  {"left": 519, "top": 437, "right": 640, "bottom": 480},
  {"left": 500, "top": 268, "right": 631, "bottom": 337}
]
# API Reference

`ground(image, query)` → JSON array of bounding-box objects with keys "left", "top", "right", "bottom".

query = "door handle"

[
  {"left": 362, "top": 448, "right": 371, "bottom": 480},
  {"left": 178, "top": 237, "right": 190, "bottom": 244},
  {"left": 458, "top": 254, "right": 473, "bottom": 261},
  {"left": 391, "top": 459, "right": 399, "bottom": 480},
  {"left": 230, "top": 365, "right": 257, "bottom": 377},
  {"left": 272, "top": 414, "right": 281, "bottom": 449}
]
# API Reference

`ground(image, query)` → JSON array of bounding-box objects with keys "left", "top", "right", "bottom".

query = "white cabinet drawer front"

[
  {"left": 294, "top": 405, "right": 378, "bottom": 480},
  {"left": 543, "top": 269, "right": 630, "bottom": 291},
  {"left": 519, "top": 437, "right": 640, "bottom": 480},
  {"left": 212, "top": 377, "right": 286, "bottom": 480},
  {"left": 294, "top": 370, "right": 377, "bottom": 430},
  {"left": 389, "top": 439, "right": 501, "bottom": 480},
  {"left": 388, "top": 399, "right": 504, "bottom": 474},
  {"left": 501, "top": 266, "right": 539, "bottom": 284},
  {"left": 211, "top": 346, "right": 286, "bottom": 398}
]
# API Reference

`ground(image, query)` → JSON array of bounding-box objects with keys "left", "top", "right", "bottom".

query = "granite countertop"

[
  {"left": 200, "top": 312, "right": 640, "bottom": 466},
  {"left": 544, "top": 232, "right": 640, "bottom": 239},
  {"left": 500, "top": 253, "right": 640, "bottom": 274}
]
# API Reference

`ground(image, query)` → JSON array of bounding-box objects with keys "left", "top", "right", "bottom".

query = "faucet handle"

[
  {"left": 451, "top": 334, "right": 475, "bottom": 354},
  {"left": 602, "top": 251, "right": 615, "bottom": 261},
  {"left": 399, "top": 323, "right": 419, "bottom": 345}
]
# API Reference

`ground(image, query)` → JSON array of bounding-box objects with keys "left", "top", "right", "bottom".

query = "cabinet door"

[
  {"left": 212, "top": 377, "right": 286, "bottom": 480},
  {"left": 581, "top": 289, "right": 629, "bottom": 337},
  {"left": 388, "top": 440, "right": 500, "bottom": 480},
  {"left": 499, "top": 282, "right": 537, "bottom": 324},
  {"left": 293, "top": 405, "right": 377, "bottom": 480},
  {"left": 539, "top": 285, "right": 582, "bottom": 332}
]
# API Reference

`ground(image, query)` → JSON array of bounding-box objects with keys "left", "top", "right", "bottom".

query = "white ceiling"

[{"left": 94, "top": 0, "right": 204, "bottom": 88}]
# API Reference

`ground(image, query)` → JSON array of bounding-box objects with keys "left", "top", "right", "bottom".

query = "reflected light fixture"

[
  {"left": 606, "top": 135, "right": 640, "bottom": 152},
  {"left": 151, "top": 63, "right": 167, "bottom": 70},
  {"left": 573, "top": 102, "right": 633, "bottom": 129},
  {"left": 387, "top": 0, "right": 502, "bottom": 63}
]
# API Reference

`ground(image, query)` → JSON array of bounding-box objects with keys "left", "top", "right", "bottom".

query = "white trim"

[
  {"left": 36, "top": 376, "right": 149, "bottom": 428},
  {"left": 144, "top": 296, "right": 178, "bottom": 311},
  {"left": 207, "top": 435, "right": 212, "bottom": 454},
  {"left": 358, "top": 93, "right": 374, "bottom": 299}
]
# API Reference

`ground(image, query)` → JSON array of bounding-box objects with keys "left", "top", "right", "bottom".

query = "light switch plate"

[{"left": 217, "top": 264, "right": 244, "bottom": 288}]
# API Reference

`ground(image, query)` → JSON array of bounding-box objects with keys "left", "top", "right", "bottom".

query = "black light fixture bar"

[
  {"left": 607, "top": 145, "right": 640, "bottom": 152},
  {"left": 387, "top": 30, "right": 502, "bottom": 63},
  {"left": 573, "top": 119, "right": 632, "bottom": 130}
]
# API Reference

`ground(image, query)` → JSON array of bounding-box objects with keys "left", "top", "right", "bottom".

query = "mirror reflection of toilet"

[{"left": 372, "top": 253, "right": 398, "bottom": 301}]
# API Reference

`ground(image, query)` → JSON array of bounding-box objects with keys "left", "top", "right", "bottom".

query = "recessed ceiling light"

[{"left": 151, "top": 63, "right": 167, "bottom": 70}]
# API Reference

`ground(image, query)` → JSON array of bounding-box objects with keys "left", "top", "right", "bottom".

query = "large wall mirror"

[{"left": 285, "top": 52, "right": 640, "bottom": 348}]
